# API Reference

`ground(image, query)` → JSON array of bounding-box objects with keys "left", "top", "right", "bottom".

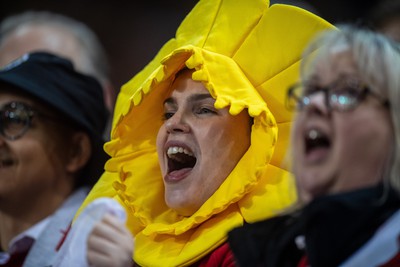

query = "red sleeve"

[
  {"left": 196, "top": 243, "right": 237, "bottom": 267},
  {"left": 379, "top": 251, "right": 400, "bottom": 267}
]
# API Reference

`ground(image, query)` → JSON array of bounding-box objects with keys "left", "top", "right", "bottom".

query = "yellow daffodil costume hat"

[{"left": 78, "top": 0, "right": 333, "bottom": 266}]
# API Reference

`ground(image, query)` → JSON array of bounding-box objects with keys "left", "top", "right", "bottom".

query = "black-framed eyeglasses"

[
  {"left": 286, "top": 79, "right": 390, "bottom": 112},
  {"left": 0, "top": 101, "right": 49, "bottom": 140}
]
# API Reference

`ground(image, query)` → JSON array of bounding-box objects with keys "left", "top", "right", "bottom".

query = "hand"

[{"left": 87, "top": 213, "right": 134, "bottom": 267}]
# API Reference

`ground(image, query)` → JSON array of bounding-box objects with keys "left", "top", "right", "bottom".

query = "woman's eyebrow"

[
  {"left": 188, "top": 93, "right": 213, "bottom": 103},
  {"left": 163, "top": 93, "right": 213, "bottom": 105},
  {"left": 163, "top": 97, "right": 175, "bottom": 106}
]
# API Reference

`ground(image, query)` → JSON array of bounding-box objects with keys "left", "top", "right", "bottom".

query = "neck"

[
  {"left": 0, "top": 188, "right": 73, "bottom": 251},
  {"left": 0, "top": 212, "right": 33, "bottom": 251}
]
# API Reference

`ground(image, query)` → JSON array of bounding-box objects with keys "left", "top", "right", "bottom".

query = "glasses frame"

[
  {"left": 286, "top": 80, "right": 390, "bottom": 112},
  {"left": 0, "top": 101, "right": 56, "bottom": 140}
]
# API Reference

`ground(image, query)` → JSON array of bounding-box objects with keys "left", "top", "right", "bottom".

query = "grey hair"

[
  {"left": 301, "top": 24, "right": 400, "bottom": 194},
  {"left": 0, "top": 11, "right": 110, "bottom": 85}
]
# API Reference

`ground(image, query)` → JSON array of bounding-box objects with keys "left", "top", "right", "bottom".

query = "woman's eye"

[
  {"left": 196, "top": 107, "right": 216, "bottom": 115},
  {"left": 162, "top": 112, "right": 174, "bottom": 121},
  {"left": 330, "top": 89, "right": 359, "bottom": 106},
  {"left": 332, "top": 88, "right": 358, "bottom": 99},
  {"left": 341, "top": 88, "right": 359, "bottom": 96}
]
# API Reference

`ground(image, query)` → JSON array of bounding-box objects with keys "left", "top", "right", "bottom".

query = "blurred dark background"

[{"left": 0, "top": 0, "right": 381, "bottom": 92}]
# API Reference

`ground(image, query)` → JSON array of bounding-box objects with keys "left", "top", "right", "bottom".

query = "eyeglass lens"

[
  {"left": 288, "top": 81, "right": 366, "bottom": 112},
  {"left": 0, "top": 102, "right": 33, "bottom": 140}
]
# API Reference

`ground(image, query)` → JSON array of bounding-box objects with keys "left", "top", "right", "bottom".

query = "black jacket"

[{"left": 228, "top": 184, "right": 400, "bottom": 267}]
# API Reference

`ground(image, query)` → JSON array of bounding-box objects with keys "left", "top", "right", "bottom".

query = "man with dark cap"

[{"left": 0, "top": 52, "right": 108, "bottom": 267}]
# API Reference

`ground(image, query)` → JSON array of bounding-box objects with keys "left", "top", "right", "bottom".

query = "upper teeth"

[
  {"left": 167, "top": 146, "right": 194, "bottom": 157},
  {"left": 308, "top": 129, "right": 322, "bottom": 140}
]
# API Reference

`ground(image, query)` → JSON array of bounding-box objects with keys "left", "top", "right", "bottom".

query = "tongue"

[
  {"left": 166, "top": 168, "right": 192, "bottom": 182},
  {"left": 307, "top": 147, "right": 329, "bottom": 163}
]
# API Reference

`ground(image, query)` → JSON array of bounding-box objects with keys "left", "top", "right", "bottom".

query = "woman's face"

[
  {"left": 292, "top": 51, "right": 393, "bottom": 203},
  {"left": 156, "top": 70, "right": 251, "bottom": 216},
  {"left": 0, "top": 90, "right": 74, "bottom": 212}
]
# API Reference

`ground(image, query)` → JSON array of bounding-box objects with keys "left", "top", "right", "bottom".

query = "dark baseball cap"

[{"left": 0, "top": 51, "right": 109, "bottom": 186}]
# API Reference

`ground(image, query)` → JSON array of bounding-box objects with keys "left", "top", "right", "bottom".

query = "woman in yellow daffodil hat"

[{"left": 78, "top": 0, "right": 334, "bottom": 266}]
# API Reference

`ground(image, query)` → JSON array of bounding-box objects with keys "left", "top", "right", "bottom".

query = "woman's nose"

[
  {"left": 303, "top": 91, "right": 330, "bottom": 115},
  {"left": 165, "top": 112, "right": 190, "bottom": 134}
]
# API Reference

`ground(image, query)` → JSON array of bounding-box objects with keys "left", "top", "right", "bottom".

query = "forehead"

[
  {"left": 310, "top": 50, "right": 358, "bottom": 84},
  {"left": 168, "top": 70, "right": 210, "bottom": 97}
]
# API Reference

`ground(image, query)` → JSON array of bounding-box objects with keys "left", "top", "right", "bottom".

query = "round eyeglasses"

[
  {"left": 286, "top": 79, "right": 390, "bottom": 112},
  {"left": 0, "top": 101, "right": 43, "bottom": 140}
]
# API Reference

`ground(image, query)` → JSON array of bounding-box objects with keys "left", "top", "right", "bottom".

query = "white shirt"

[
  {"left": 0, "top": 217, "right": 51, "bottom": 264},
  {"left": 0, "top": 188, "right": 89, "bottom": 264}
]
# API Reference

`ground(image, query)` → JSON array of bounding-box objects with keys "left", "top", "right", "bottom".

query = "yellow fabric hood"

[{"left": 78, "top": 0, "right": 334, "bottom": 266}]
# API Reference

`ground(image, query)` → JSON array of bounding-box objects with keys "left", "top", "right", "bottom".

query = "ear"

[
  {"left": 103, "top": 80, "right": 116, "bottom": 112},
  {"left": 65, "top": 132, "right": 92, "bottom": 173}
]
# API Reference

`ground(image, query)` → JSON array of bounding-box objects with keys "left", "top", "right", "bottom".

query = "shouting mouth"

[
  {"left": 165, "top": 146, "right": 197, "bottom": 181},
  {"left": 304, "top": 128, "right": 331, "bottom": 163}
]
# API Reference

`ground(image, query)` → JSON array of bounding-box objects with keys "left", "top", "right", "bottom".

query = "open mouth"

[
  {"left": 305, "top": 129, "right": 331, "bottom": 155},
  {"left": 167, "top": 146, "right": 196, "bottom": 173}
]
